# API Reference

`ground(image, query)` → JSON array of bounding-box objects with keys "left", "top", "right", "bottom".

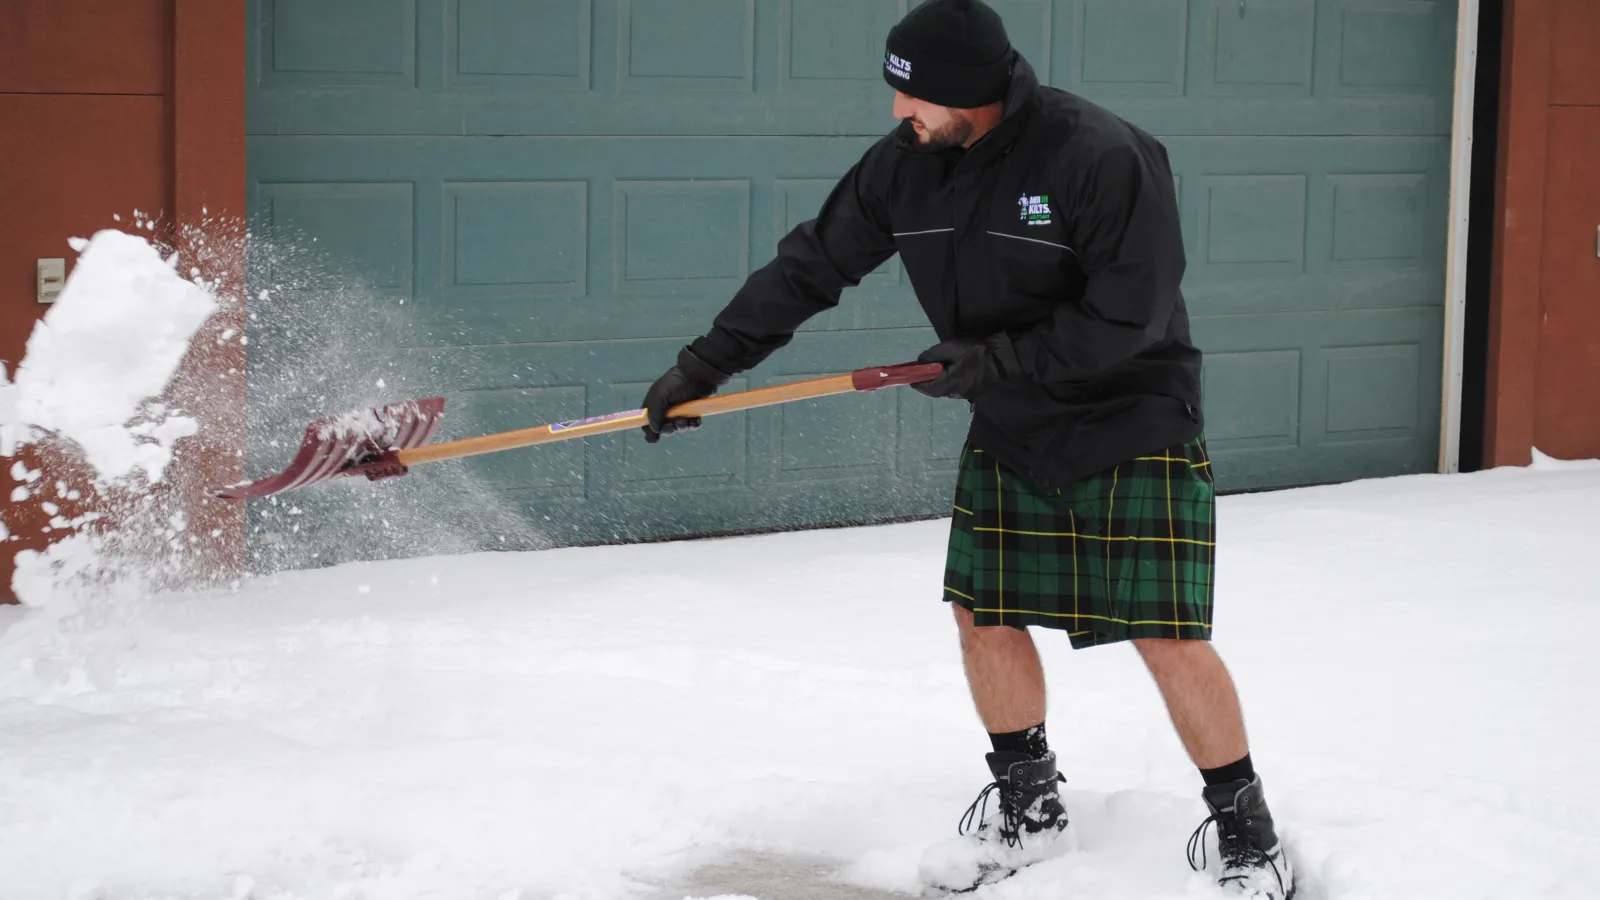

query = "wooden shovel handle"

[
  {"left": 396, "top": 362, "right": 941, "bottom": 468},
  {"left": 671, "top": 372, "right": 855, "bottom": 419}
]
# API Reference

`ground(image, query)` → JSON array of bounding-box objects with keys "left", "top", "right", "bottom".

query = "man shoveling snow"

[{"left": 638, "top": 1, "right": 1292, "bottom": 896}]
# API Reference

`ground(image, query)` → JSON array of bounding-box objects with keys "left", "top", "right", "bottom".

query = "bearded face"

[
  {"left": 892, "top": 91, "right": 982, "bottom": 151},
  {"left": 909, "top": 111, "right": 977, "bottom": 150}
]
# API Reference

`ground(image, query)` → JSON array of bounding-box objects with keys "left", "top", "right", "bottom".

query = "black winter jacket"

[{"left": 686, "top": 55, "right": 1204, "bottom": 489}]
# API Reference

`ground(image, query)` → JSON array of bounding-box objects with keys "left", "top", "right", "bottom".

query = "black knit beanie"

[{"left": 883, "top": 0, "right": 1014, "bottom": 109}]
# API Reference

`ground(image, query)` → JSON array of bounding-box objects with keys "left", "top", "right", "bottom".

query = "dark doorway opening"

[{"left": 1458, "top": 0, "right": 1504, "bottom": 473}]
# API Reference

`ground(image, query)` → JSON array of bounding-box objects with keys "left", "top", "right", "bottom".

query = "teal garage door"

[{"left": 245, "top": 0, "right": 1456, "bottom": 552}]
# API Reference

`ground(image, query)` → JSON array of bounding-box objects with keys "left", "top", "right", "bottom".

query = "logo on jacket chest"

[{"left": 1019, "top": 193, "right": 1052, "bottom": 226}]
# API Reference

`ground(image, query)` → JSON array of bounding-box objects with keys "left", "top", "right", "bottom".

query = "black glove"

[
  {"left": 911, "top": 333, "right": 1021, "bottom": 400},
  {"left": 641, "top": 346, "right": 732, "bottom": 443}
]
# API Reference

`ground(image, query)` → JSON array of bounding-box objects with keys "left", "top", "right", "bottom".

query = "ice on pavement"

[{"left": 0, "top": 457, "right": 1596, "bottom": 900}]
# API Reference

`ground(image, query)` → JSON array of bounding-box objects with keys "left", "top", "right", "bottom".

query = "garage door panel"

[
  {"left": 257, "top": 181, "right": 416, "bottom": 295},
  {"left": 1059, "top": 0, "right": 1190, "bottom": 98},
  {"left": 1204, "top": 0, "right": 1317, "bottom": 97},
  {"left": 441, "top": 181, "right": 590, "bottom": 300},
  {"left": 1328, "top": 172, "right": 1432, "bottom": 269},
  {"left": 1199, "top": 349, "right": 1304, "bottom": 452},
  {"left": 260, "top": 0, "right": 418, "bottom": 88},
  {"left": 618, "top": 0, "right": 755, "bottom": 89},
  {"left": 1320, "top": 0, "right": 1456, "bottom": 99},
  {"left": 1198, "top": 172, "right": 1311, "bottom": 271},
  {"left": 612, "top": 179, "right": 752, "bottom": 292},
  {"left": 780, "top": 0, "right": 911, "bottom": 89},
  {"left": 447, "top": 0, "right": 593, "bottom": 88},
  {"left": 1322, "top": 343, "right": 1423, "bottom": 439}
]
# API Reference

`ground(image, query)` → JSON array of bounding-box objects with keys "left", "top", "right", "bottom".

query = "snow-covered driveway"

[{"left": 1, "top": 459, "right": 1597, "bottom": 900}]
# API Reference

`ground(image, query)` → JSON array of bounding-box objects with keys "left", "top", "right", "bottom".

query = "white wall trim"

[{"left": 1440, "top": 0, "right": 1483, "bottom": 474}]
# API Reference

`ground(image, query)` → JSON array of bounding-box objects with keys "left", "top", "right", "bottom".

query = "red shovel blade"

[{"left": 214, "top": 397, "right": 446, "bottom": 499}]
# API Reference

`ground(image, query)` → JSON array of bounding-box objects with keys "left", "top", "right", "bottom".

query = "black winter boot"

[
  {"left": 917, "top": 751, "right": 1073, "bottom": 892},
  {"left": 1189, "top": 775, "right": 1296, "bottom": 899}
]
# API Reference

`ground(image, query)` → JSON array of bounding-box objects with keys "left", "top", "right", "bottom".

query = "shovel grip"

[{"left": 851, "top": 362, "right": 944, "bottom": 391}]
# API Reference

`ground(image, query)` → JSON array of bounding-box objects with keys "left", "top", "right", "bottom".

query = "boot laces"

[
  {"left": 1187, "top": 807, "right": 1285, "bottom": 892},
  {"left": 957, "top": 772, "right": 1066, "bottom": 848},
  {"left": 958, "top": 780, "right": 1025, "bottom": 848}
]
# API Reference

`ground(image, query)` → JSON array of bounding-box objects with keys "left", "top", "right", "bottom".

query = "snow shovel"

[{"left": 213, "top": 361, "right": 944, "bottom": 500}]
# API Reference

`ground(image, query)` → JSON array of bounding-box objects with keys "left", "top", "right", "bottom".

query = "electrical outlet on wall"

[{"left": 37, "top": 258, "right": 65, "bottom": 304}]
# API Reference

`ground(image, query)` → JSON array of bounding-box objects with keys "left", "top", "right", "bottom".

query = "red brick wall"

[
  {"left": 1487, "top": 0, "right": 1600, "bottom": 465},
  {"left": 0, "top": 1, "right": 245, "bottom": 602}
]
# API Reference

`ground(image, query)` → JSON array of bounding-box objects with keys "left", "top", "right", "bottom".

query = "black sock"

[
  {"left": 989, "top": 723, "right": 1049, "bottom": 760},
  {"left": 1200, "top": 753, "right": 1255, "bottom": 787}
]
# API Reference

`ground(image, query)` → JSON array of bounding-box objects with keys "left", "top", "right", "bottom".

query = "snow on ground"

[{"left": 1, "top": 459, "right": 1597, "bottom": 900}]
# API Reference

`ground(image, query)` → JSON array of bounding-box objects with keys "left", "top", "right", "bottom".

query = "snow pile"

[
  {"left": 0, "top": 229, "right": 218, "bottom": 484},
  {"left": 0, "top": 462, "right": 1595, "bottom": 899},
  {"left": 1529, "top": 447, "right": 1600, "bottom": 471},
  {"left": 0, "top": 223, "right": 240, "bottom": 610},
  {"left": 0, "top": 227, "right": 231, "bottom": 608}
]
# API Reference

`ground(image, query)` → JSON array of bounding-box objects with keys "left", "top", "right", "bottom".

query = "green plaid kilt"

[{"left": 943, "top": 436, "right": 1217, "bottom": 649}]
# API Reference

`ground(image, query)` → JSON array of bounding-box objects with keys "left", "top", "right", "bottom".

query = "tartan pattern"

[{"left": 943, "top": 436, "right": 1216, "bottom": 649}]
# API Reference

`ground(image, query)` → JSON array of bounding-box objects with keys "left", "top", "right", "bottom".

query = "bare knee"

[
  {"left": 1133, "top": 637, "right": 1179, "bottom": 660},
  {"left": 952, "top": 603, "right": 1030, "bottom": 646},
  {"left": 1134, "top": 637, "right": 1217, "bottom": 671},
  {"left": 953, "top": 602, "right": 984, "bottom": 647},
  {"left": 952, "top": 601, "right": 975, "bottom": 631}
]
